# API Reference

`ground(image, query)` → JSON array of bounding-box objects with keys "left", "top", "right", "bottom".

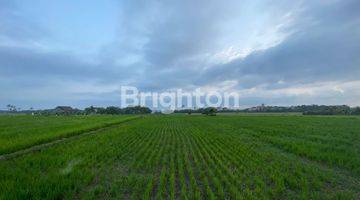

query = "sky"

[{"left": 0, "top": 0, "right": 360, "bottom": 109}]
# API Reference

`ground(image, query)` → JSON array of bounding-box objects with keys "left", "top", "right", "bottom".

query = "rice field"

[
  {"left": 0, "top": 115, "right": 359, "bottom": 199},
  {"left": 0, "top": 115, "right": 138, "bottom": 155}
]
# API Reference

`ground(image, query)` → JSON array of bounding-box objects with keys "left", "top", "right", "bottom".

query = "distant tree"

[
  {"left": 84, "top": 106, "right": 96, "bottom": 115},
  {"left": 202, "top": 107, "right": 217, "bottom": 116},
  {"left": 351, "top": 107, "right": 360, "bottom": 115},
  {"left": 122, "top": 106, "right": 152, "bottom": 114},
  {"left": 83, "top": 105, "right": 152, "bottom": 115},
  {"left": 6, "top": 104, "right": 17, "bottom": 112},
  {"left": 105, "top": 106, "right": 122, "bottom": 115},
  {"left": 96, "top": 107, "right": 106, "bottom": 114}
]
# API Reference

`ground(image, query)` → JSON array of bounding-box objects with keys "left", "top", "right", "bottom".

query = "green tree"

[
  {"left": 6, "top": 104, "right": 17, "bottom": 112},
  {"left": 202, "top": 107, "right": 217, "bottom": 116}
]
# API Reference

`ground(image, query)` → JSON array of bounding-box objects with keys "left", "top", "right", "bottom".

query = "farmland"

[
  {"left": 0, "top": 115, "right": 138, "bottom": 155},
  {"left": 0, "top": 115, "right": 359, "bottom": 199}
]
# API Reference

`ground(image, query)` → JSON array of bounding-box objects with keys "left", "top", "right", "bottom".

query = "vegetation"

[
  {"left": 202, "top": 107, "right": 217, "bottom": 116},
  {"left": 174, "top": 107, "right": 218, "bottom": 115},
  {"left": 0, "top": 105, "right": 152, "bottom": 115},
  {"left": 174, "top": 105, "right": 360, "bottom": 115},
  {"left": 0, "top": 115, "right": 137, "bottom": 155},
  {"left": 0, "top": 115, "right": 359, "bottom": 199},
  {"left": 3, "top": 104, "right": 360, "bottom": 116}
]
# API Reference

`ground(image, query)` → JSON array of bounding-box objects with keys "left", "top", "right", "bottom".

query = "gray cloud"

[
  {"left": 198, "top": 0, "right": 360, "bottom": 89},
  {"left": 113, "top": 0, "right": 300, "bottom": 90},
  {"left": 0, "top": 45, "right": 143, "bottom": 83}
]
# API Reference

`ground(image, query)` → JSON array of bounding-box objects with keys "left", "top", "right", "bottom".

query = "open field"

[
  {"left": 0, "top": 115, "right": 359, "bottom": 199},
  {"left": 173, "top": 112, "right": 306, "bottom": 117},
  {"left": 0, "top": 115, "right": 138, "bottom": 155}
]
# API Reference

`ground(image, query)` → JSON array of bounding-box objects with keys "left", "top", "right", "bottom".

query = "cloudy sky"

[{"left": 1, "top": 0, "right": 360, "bottom": 109}]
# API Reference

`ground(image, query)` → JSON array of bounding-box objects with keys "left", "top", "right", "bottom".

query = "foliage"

[
  {"left": 350, "top": 107, "right": 360, "bottom": 115},
  {"left": 6, "top": 104, "right": 17, "bottom": 112},
  {"left": 174, "top": 105, "right": 360, "bottom": 115},
  {"left": 174, "top": 107, "right": 218, "bottom": 115},
  {"left": 84, "top": 105, "right": 152, "bottom": 115},
  {"left": 202, "top": 107, "right": 217, "bottom": 116},
  {"left": 1, "top": 105, "right": 152, "bottom": 116},
  {"left": 121, "top": 106, "right": 152, "bottom": 114}
]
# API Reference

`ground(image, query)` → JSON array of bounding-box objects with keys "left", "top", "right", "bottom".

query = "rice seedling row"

[{"left": 0, "top": 115, "right": 359, "bottom": 199}]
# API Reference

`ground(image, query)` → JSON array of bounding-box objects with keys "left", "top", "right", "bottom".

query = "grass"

[
  {"left": 216, "top": 112, "right": 304, "bottom": 116},
  {"left": 0, "top": 115, "right": 138, "bottom": 155},
  {"left": 0, "top": 115, "right": 359, "bottom": 199}
]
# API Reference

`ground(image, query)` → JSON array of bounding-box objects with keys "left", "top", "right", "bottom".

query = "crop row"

[{"left": 0, "top": 115, "right": 359, "bottom": 199}]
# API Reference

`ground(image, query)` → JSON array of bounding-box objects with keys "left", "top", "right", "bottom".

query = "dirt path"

[{"left": 0, "top": 117, "right": 141, "bottom": 161}]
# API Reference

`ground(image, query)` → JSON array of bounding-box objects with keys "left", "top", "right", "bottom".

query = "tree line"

[
  {"left": 3, "top": 104, "right": 360, "bottom": 116},
  {"left": 1, "top": 105, "right": 152, "bottom": 115},
  {"left": 174, "top": 105, "right": 360, "bottom": 115},
  {"left": 83, "top": 106, "right": 152, "bottom": 115},
  {"left": 174, "top": 107, "right": 217, "bottom": 115}
]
